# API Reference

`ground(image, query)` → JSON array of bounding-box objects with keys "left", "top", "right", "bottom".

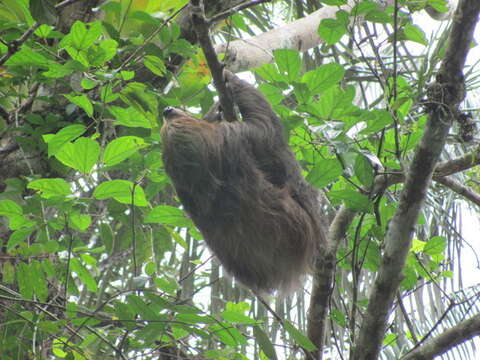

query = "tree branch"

[
  {"left": 372, "top": 150, "right": 480, "bottom": 197},
  {"left": 215, "top": 0, "right": 398, "bottom": 72},
  {"left": 402, "top": 313, "right": 480, "bottom": 360},
  {"left": 190, "top": 0, "right": 236, "bottom": 121},
  {"left": 353, "top": 1, "right": 480, "bottom": 359},
  {"left": 208, "top": 0, "right": 272, "bottom": 24},
  {"left": 434, "top": 176, "right": 480, "bottom": 206},
  {"left": 307, "top": 205, "right": 356, "bottom": 360}
]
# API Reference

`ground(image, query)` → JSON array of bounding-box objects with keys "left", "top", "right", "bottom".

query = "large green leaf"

[
  {"left": 253, "top": 326, "right": 278, "bottom": 359},
  {"left": 302, "top": 63, "right": 345, "bottom": 94},
  {"left": 43, "top": 124, "right": 86, "bottom": 157},
  {"left": 306, "top": 158, "right": 342, "bottom": 188},
  {"left": 55, "top": 137, "right": 100, "bottom": 173},
  {"left": 103, "top": 136, "right": 148, "bottom": 166},
  {"left": 284, "top": 321, "right": 317, "bottom": 351},
  {"left": 0, "top": 200, "right": 22, "bottom": 217},
  {"left": 93, "top": 180, "right": 148, "bottom": 206},
  {"left": 108, "top": 106, "right": 152, "bottom": 128},
  {"left": 27, "top": 178, "right": 72, "bottom": 199},
  {"left": 64, "top": 94, "right": 94, "bottom": 117},
  {"left": 274, "top": 49, "right": 301, "bottom": 82},
  {"left": 145, "top": 206, "right": 191, "bottom": 227},
  {"left": 70, "top": 257, "right": 98, "bottom": 292}
]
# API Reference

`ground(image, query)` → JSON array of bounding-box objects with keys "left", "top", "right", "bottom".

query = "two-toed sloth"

[{"left": 161, "top": 71, "right": 325, "bottom": 294}]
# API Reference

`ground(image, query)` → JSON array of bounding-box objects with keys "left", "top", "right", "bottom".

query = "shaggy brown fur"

[{"left": 161, "top": 71, "right": 325, "bottom": 294}]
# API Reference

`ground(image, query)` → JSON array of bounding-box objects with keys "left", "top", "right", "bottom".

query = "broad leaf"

[{"left": 93, "top": 180, "right": 148, "bottom": 206}]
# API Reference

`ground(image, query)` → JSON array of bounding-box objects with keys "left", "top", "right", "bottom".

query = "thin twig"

[{"left": 208, "top": 0, "right": 272, "bottom": 25}]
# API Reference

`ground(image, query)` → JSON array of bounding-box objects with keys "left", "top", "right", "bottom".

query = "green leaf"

[
  {"left": 100, "top": 86, "right": 118, "bottom": 103},
  {"left": 310, "top": 85, "right": 354, "bottom": 118},
  {"left": 7, "top": 228, "right": 34, "bottom": 252},
  {"left": 302, "top": 63, "right": 345, "bottom": 95},
  {"left": 42, "top": 60, "right": 85, "bottom": 78},
  {"left": 17, "top": 262, "right": 34, "bottom": 299},
  {"left": 145, "top": 206, "right": 191, "bottom": 227},
  {"left": 34, "top": 24, "right": 54, "bottom": 38},
  {"left": 411, "top": 239, "right": 426, "bottom": 253},
  {"left": 424, "top": 236, "right": 447, "bottom": 256},
  {"left": 360, "top": 238, "right": 381, "bottom": 271},
  {"left": 175, "top": 313, "right": 212, "bottom": 324},
  {"left": 70, "top": 257, "right": 97, "bottom": 292},
  {"left": 69, "top": 212, "right": 92, "bottom": 232},
  {"left": 210, "top": 324, "right": 247, "bottom": 346},
  {"left": 90, "top": 39, "right": 118, "bottom": 66},
  {"left": 383, "top": 333, "right": 397, "bottom": 346},
  {"left": 365, "top": 9, "right": 392, "bottom": 24},
  {"left": 351, "top": 1, "right": 379, "bottom": 15},
  {"left": 354, "top": 154, "right": 374, "bottom": 187},
  {"left": 31, "top": 261, "right": 48, "bottom": 301},
  {"left": 274, "top": 49, "right": 301, "bottom": 82},
  {"left": 144, "top": 55, "right": 166, "bottom": 76},
  {"left": 318, "top": 18, "right": 347, "bottom": 45},
  {"left": 80, "top": 78, "right": 97, "bottom": 90},
  {"left": 127, "top": 295, "right": 158, "bottom": 319},
  {"left": 306, "top": 159, "right": 342, "bottom": 188},
  {"left": 428, "top": 0, "right": 450, "bottom": 13},
  {"left": 70, "top": 21, "right": 102, "bottom": 50},
  {"left": 29, "top": 0, "right": 57, "bottom": 25},
  {"left": 64, "top": 94, "right": 94, "bottom": 117},
  {"left": 253, "top": 327, "right": 278, "bottom": 360},
  {"left": 0, "top": 200, "right": 23, "bottom": 217},
  {"left": 360, "top": 109, "right": 392, "bottom": 135},
  {"left": 154, "top": 277, "right": 178, "bottom": 294},
  {"left": 28, "top": 178, "right": 72, "bottom": 199},
  {"left": 108, "top": 106, "right": 152, "bottom": 128},
  {"left": 120, "top": 71, "right": 135, "bottom": 80},
  {"left": 5, "top": 47, "right": 51, "bottom": 67},
  {"left": 328, "top": 189, "right": 373, "bottom": 212},
  {"left": 254, "top": 63, "right": 283, "bottom": 82},
  {"left": 55, "top": 137, "right": 100, "bottom": 173},
  {"left": 100, "top": 223, "right": 114, "bottom": 254},
  {"left": 403, "top": 24, "right": 427, "bottom": 46},
  {"left": 331, "top": 309, "right": 347, "bottom": 327},
  {"left": 2, "top": 261, "right": 15, "bottom": 284},
  {"left": 103, "top": 136, "right": 148, "bottom": 166},
  {"left": 44, "top": 124, "right": 86, "bottom": 157},
  {"left": 0, "top": 0, "right": 34, "bottom": 25},
  {"left": 220, "top": 310, "right": 256, "bottom": 324},
  {"left": 401, "top": 265, "right": 418, "bottom": 290},
  {"left": 284, "top": 321, "right": 317, "bottom": 351},
  {"left": 93, "top": 180, "right": 148, "bottom": 206},
  {"left": 119, "top": 82, "right": 158, "bottom": 116}
]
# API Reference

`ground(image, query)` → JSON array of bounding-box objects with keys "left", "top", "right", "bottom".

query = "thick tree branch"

[
  {"left": 353, "top": 1, "right": 480, "bottom": 359},
  {"left": 402, "top": 313, "right": 480, "bottom": 360},
  {"left": 215, "top": 0, "right": 396, "bottom": 72},
  {"left": 435, "top": 151, "right": 480, "bottom": 177}
]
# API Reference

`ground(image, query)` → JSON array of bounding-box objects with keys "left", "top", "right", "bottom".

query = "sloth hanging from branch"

[{"left": 160, "top": 0, "right": 326, "bottom": 295}]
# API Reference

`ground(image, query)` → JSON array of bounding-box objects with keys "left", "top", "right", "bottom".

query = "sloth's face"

[{"left": 162, "top": 107, "right": 197, "bottom": 122}]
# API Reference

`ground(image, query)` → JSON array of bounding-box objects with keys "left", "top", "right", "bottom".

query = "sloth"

[{"left": 161, "top": 70, "right": 325, "bottom": 294}]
